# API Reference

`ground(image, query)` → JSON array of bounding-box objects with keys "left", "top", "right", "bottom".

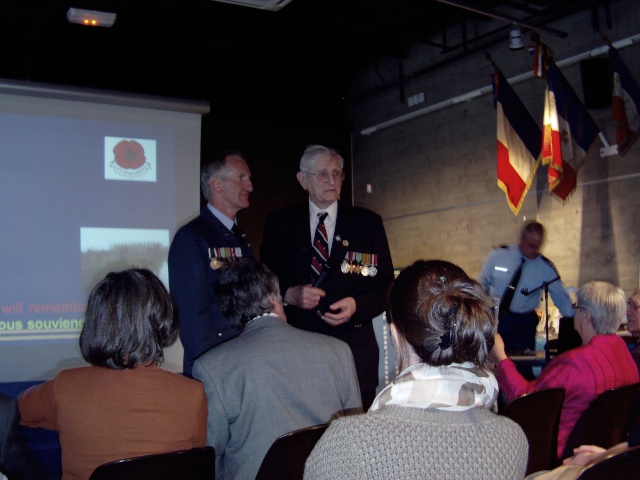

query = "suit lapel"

[{"left": 330, "top": 203, "right": 350, "bottom": 266}]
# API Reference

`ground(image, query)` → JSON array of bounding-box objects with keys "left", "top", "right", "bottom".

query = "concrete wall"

[{"left": 346, "top": 0, "right": 640, "bottom": 300}]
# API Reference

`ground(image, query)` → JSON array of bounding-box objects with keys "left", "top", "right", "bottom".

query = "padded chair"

[
  {"left": 499, "top": 388, "right": 566, "bottom": 475},
  {"left": 560, "top": 382, "right": 640, "bottom": 461},
  {"left": 88, "top": 446, "right": 215, "bottom": 480},
  {"left": 574, "top": 444, "right": 640, "bottom": 480},
  {"left": 254, "top": 423, "right": 328, "bottom": 480}
]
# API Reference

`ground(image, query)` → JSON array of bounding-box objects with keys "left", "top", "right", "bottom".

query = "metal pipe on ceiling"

[
  {"left": 432, "top": 0, "right": 568, "bottom": 38},
  {"left": 360, "top": 32, "right": 640, "bottom": 136}
]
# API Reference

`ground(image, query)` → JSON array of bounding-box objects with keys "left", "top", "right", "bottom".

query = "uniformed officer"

[{"left": 479, "top": 221, "right": 575, "bottom": 377}]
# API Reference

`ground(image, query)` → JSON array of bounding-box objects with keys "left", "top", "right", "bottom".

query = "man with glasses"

[
  {"left": 260, "top": 144, "right": 394, "bottom": 410},
  {"left": 479, "top": 221, "right": 575, "bottom": 378}
]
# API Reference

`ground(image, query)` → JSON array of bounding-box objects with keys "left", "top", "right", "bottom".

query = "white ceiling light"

[
  {"left": 66, "top": 8, "right": 117, "bottom": 27},
  {"left": 509, "top": 27, "right": 525, "bottom": 50}
]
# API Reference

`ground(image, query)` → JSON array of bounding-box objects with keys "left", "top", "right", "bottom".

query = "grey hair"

[
  {"left": 200, "top": 149, "right": 246, "bottom": 200},
  {"left": 213, "top": 258, "right": 282, "bottom": 328},
  {"left": 577, "top": 281, "right": 627, "bottom": 334},
  {"left": 299, "top": 144, "right": 344, "bottom": 173}
]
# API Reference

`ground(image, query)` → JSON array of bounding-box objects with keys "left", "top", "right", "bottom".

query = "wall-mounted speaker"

[{"left": 580, "top": 58, "right": 612, "bottom": 109}]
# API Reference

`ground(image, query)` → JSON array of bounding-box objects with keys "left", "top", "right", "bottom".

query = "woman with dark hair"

[
  {"left": 304, "top": 259, "right": 528, "bottom": 480},
  {"left": 18, "top": 269, "right": 207, "bottom": 480}
]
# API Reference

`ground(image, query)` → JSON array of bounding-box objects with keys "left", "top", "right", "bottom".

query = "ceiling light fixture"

[
  {"left": 509, "top": 27, "right": 525, "bottom": 50},
  {"left": 66, "top": 8, "right": 117, "bottom": 27}
]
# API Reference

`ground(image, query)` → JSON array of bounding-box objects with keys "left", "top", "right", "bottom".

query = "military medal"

[
  {"left": 361, "top": 265, "right": 370, "bottom": 276},
  {"left": 341, "top": 260, "right": 350, "bottom": 273}
]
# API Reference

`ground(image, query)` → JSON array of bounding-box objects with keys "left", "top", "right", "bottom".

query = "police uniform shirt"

[{"left": 478, "top": 244, "right": 575, "bottom": 316}]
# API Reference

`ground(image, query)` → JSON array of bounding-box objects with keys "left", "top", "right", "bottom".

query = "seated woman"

[
  {"left": 492, "top": 280, "right": 639, "bottom": 460},
  {"left": 18, "top": 269, "right": 207, "bottom": 480},
  {"left": 303, "top": 259, "right": 529, "bottom": 480}
]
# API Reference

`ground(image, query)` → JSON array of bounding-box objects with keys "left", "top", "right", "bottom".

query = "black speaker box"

[{"left": 580, "top": 58, "right": 612, "bottom": 109}]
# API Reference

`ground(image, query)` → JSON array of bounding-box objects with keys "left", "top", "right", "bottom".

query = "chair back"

[
  {"left": 575, "top": 445, "right": 640, "bottom": 480},
  {"left": 88, "top": 446, "right": 215, "bottom": 480},
  {"left": 500, "top": 388, "right": 565, "bottom": 475},
  {"left": 561, "top": 382, "right": 640, "bottom": 461},
  {"left": 255, "top": 423, "right": 328, "bottom": 480}
]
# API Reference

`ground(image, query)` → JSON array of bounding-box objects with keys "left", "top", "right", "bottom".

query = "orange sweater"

[{"left": 18, "top": 364, "right": 207, "bottom": 480}]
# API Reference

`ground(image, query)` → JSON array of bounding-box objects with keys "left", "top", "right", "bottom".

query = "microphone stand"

[{"left": 522, "top": 276, "right": 560, "bottom": 364}]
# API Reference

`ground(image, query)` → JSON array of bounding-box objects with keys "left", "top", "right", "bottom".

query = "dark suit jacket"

[
  {"left": 168, "top": 207, "right": 253, "bottom": 377},
  {"left": 260, "top": 201, "right": 394, "bottom": 391},
  {"left": 0, "top": 392, "right": 47, "bottom": 480}
]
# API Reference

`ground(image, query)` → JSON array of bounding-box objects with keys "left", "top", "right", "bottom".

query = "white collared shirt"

[
  {"left": 309, "top": 200, "right": 337, "bottom": 254},
  {"left": 207, "top": 203, "right": 236, "bottom": 232}
]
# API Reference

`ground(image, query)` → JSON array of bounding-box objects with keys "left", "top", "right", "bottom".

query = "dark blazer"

[
  {"left": 0, "top": 392, "right": 47, "bottom": 480},
  {"left": 260, "top": 201, "right": 394, "bottom": 392},
  {"left": 168, "top": 207, "right": 254, "bottom": 377}
]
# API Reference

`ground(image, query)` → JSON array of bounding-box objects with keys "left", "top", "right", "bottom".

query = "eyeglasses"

[
  {"left": 628, "top": 300, "right": 640, "bottom": 312},
  {"left": 302, "top": 169, "right": 345, "bottom": 183},
  {"left": 573, "top": 303, "right": 587, "bottom": 313}
]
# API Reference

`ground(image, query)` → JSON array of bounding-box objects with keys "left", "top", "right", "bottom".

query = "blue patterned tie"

[{"left": 311, "top": 212, "right": 329, "bottom": 284}]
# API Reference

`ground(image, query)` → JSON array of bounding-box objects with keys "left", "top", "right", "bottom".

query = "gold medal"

[{"left": 210, "top": 258, "right": 222, "bottom": 270}]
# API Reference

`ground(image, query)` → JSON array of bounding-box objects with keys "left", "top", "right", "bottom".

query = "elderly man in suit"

[
  {"left": 260, "top": 144, "right": 394, "bottom": 410},
  {"left": 192, "top": 258, "right": 362, "bottom": 480},
  {"left": 168, "top": 148, "right": 254, "bottom": 377}
]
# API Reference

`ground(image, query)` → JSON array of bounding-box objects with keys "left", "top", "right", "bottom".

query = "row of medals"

[{"left": 341, "top": 260, "right": 378, "bottom": 277}]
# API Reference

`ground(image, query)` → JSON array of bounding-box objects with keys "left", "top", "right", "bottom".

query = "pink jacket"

[{"left": 496, "top": 334, "right": 639, "bottom": 457}]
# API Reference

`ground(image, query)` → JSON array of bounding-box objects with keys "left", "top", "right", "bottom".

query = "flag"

[
  {"left": 611, "top": 47, "right": 640, "bottom": 156},
  {"left": 531, "top": 41, "right": 551, "bottom": 78},
  {"left": 492, "top": 68, "right": 542, "bottom": 215},
  {"left": 542, "top": 61, "right": 601, "bottom": 203}
]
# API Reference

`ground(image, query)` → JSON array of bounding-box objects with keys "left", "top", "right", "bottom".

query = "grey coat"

[{"left": 192, "top": 314, "right": 362, "bottom": 480}]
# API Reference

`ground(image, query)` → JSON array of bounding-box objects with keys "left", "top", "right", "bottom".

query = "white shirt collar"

[
  {"left": 308, "top": 199, "right": 337, "bottom": 224},
  {"left": 207, "top": 203, "right": 236, "bottom": 231}
]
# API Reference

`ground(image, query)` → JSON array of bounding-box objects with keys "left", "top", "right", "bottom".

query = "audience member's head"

[
  {"left": 626, "top": 288, "right": 640, "bottom": 336},
  {"left": 79, "top": 268, "right": 178, "bottom": 369},
  {"left": 386, "top": 259, "right": 495, "bottom": 372},
  {"left": 213, "top": 258, "right": 284, "bottom": 328},
  {"left": 575, "top": 280, "right": 627, "bottom": 336}
]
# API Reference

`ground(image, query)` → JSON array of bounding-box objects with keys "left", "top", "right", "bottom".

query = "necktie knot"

[
  {"left": 231, "top": 223, "right": 243, "bottom": 238},
  {"left": 317, "top": 212, "right": 328, "bottom": 225}
]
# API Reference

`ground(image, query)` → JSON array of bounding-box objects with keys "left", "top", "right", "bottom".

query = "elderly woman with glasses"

[
  {"left": 492, "top": 280, "right": 639, "bottom": 460},
  {"left": 303, "top": 259, "right": 529, "bottom": 480}
]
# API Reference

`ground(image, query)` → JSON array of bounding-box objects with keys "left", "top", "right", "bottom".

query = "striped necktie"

[{"left": 311, "top": 212, "right": 329, "bottom": 284}]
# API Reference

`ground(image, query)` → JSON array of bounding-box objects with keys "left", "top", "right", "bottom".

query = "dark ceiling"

[{"left": 0, "top": 0, "right": 607, "bottom": 124}]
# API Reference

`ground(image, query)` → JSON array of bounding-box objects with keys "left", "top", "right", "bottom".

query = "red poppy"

[{"left": 113, "top": 140, "right": 146, "bottom": 169}]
